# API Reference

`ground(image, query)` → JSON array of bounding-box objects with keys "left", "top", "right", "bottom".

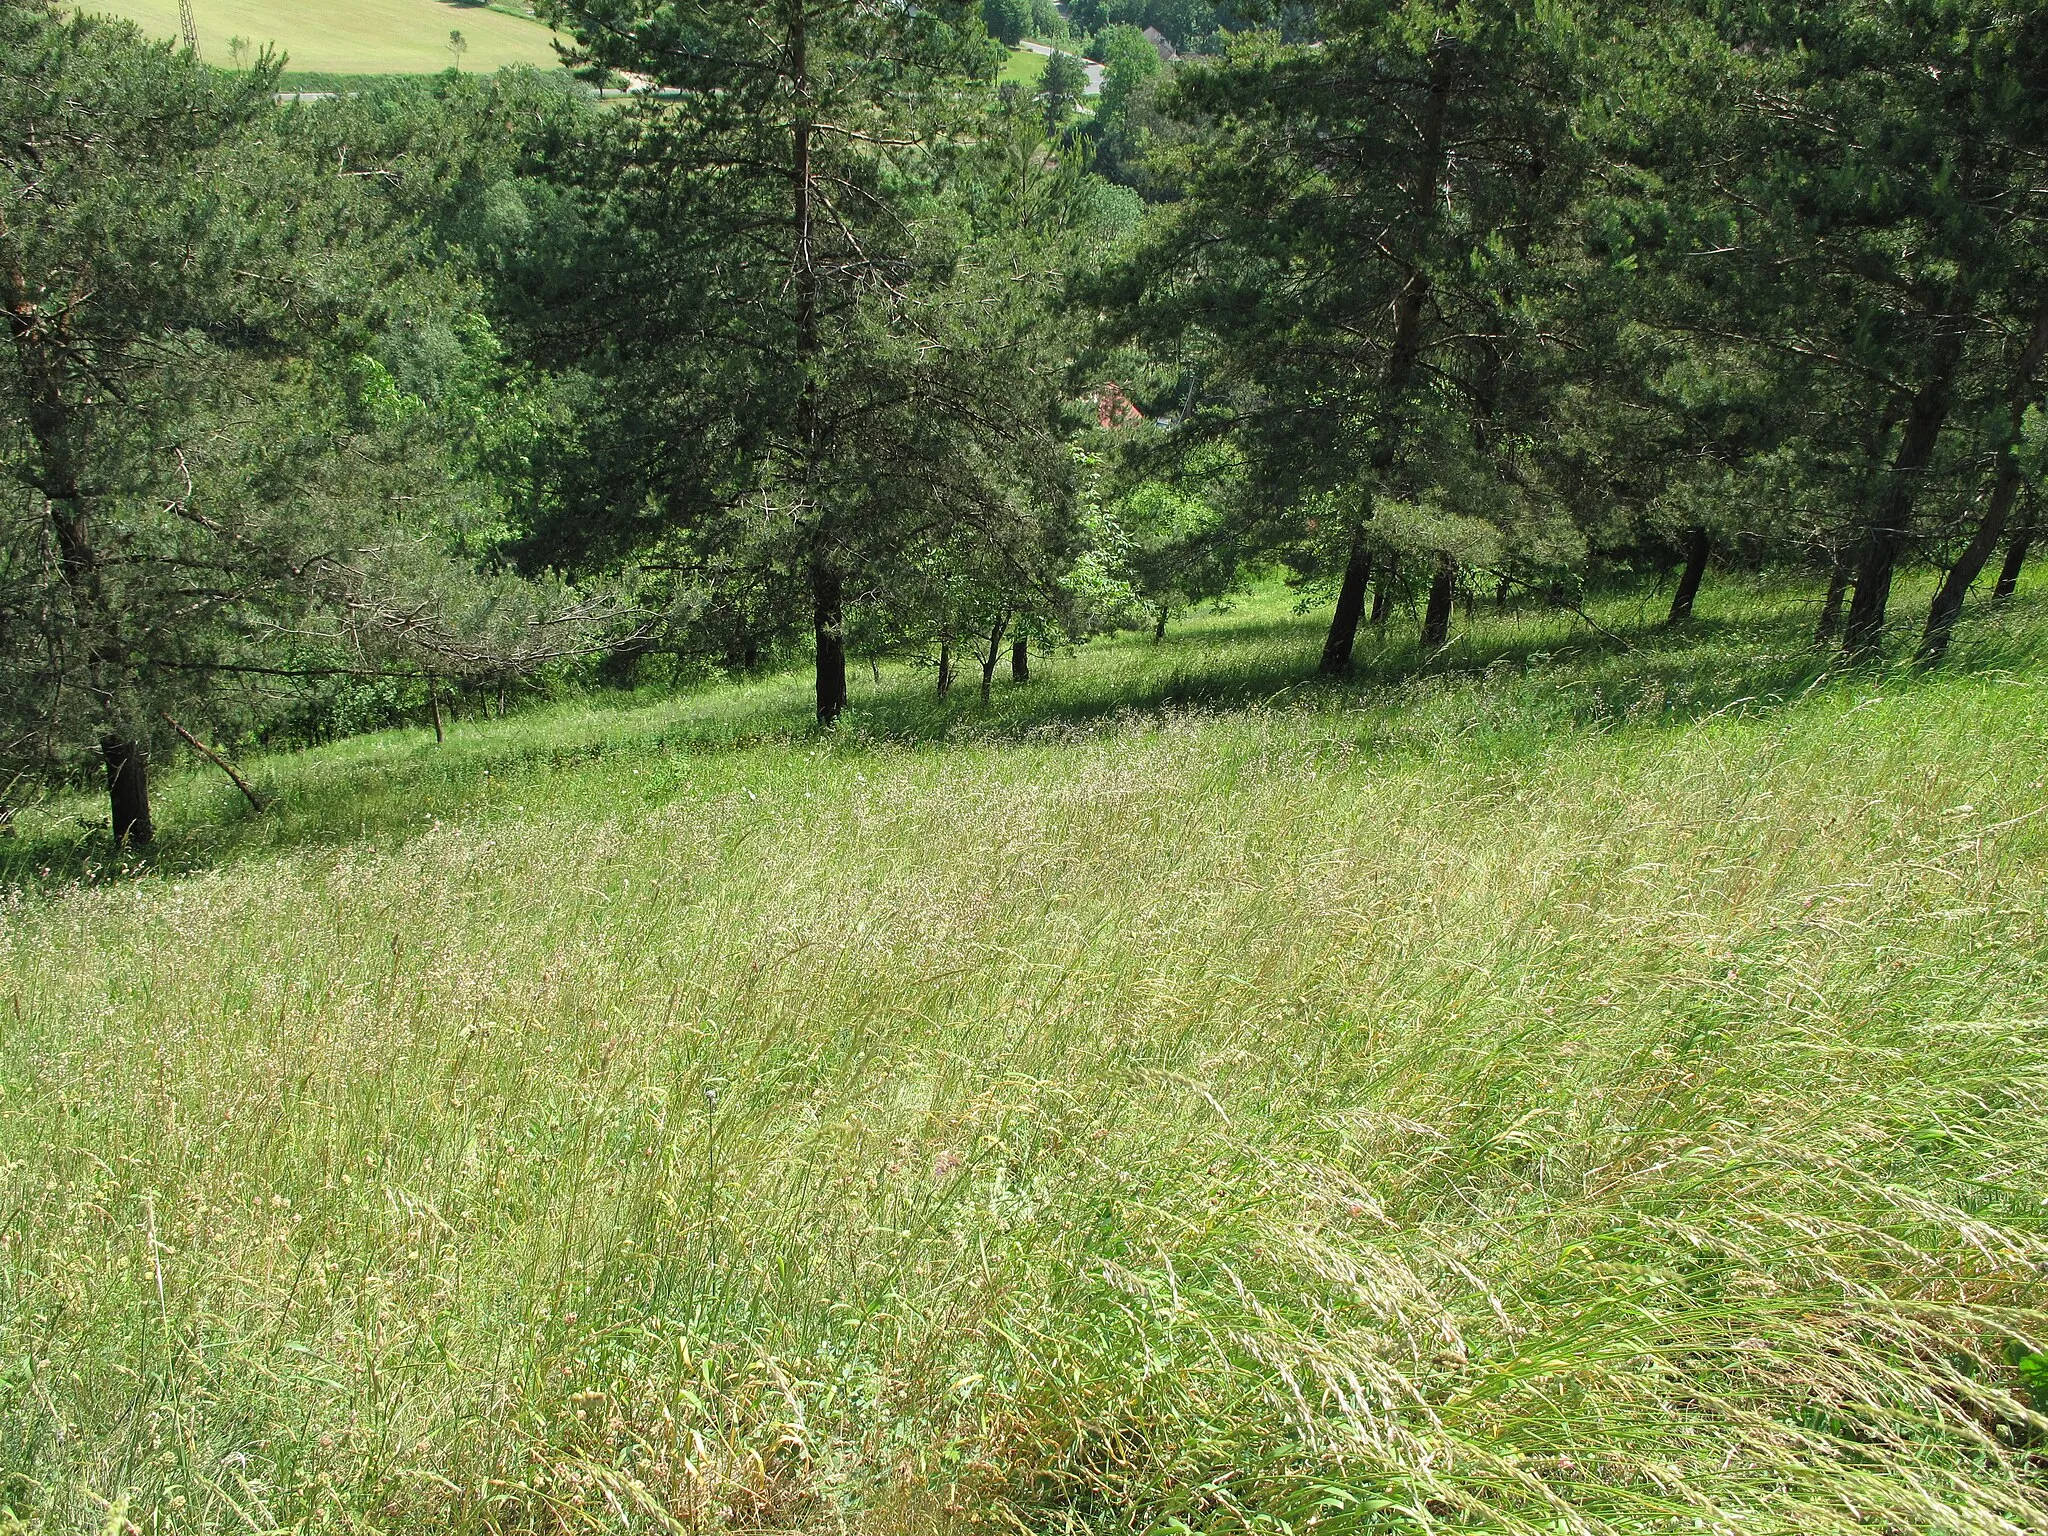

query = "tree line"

[{"left": 4, "top": 0, "right": 2044, "bottom": 844}]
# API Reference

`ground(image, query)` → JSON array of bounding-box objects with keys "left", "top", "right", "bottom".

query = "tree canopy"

[{"left": 0, "top": 5, "right": 600, "bottom": 843}]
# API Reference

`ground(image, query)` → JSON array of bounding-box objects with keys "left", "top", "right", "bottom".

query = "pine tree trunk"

[
  {"left": 12, "top": 322, "right": 151, "bottom": 838},
  {"left": 1325, "top": 74, "right": 1439, "bottom": 675},
  {"left": 1816, "top": 555, "right": 1850, "bottom": 644},
  {"left": 1994, "top": 511, "right": 2033, "bottom": 601},
  {"left": 1667, "top": 526, "right": 1710, "bottom": 627},
  {"left": 1921, "top": 473, "right": 2020, "bottom": 665},
  {"left": 1920, "top": 302, "right": 2048, "bottom": 661},
  {"left": 793, "top": 7, "right": 841, "bottom": 725},
  {"left": 1370, "top": 564, "right": 1395, "bottom": 626},
  {"left": 102, "top": 736, "right": 152, "bottom": 848},
  {"left": 1154, "top": 603, "right": 1169, "bottom": 641},
  {"left": 1844, "top": 320, "right": 1967, "bottom": 658},
  {"left": 1495, "top": 574, "right": 1510, "bottom": 612},
  {"left": 430, "top": 681, "right": 444, "bottom": 743},
  {"left": 937, "top": 636, "right": 953, "bottom": 699},
  {"left": 1826, "top": 401, "right": 1903, "bottom": 648},
  {"left": 1421, "top": 558, "right": 1455, "bottom": 649},
  {"left": 1319, "top": 530, "right": 1373, "bottom": 674},
  {"left": 1321, "top": 72, "right": 1446, "bottom": 678},
  {"left": 813, "top": 564, "right": 848, "bottom": 724},
  {"left": 1011, "top": 634, "right": 1029, "bottom": 683},
  {"left": 1337, "top": 57, "right": 1449, "bottom": 665},
  {"left": 979, "top": 613, "right": 1007, "bottom": 705}
]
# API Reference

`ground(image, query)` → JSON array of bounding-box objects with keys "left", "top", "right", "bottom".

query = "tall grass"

[{"left": 4, "top": 576, "right": 2048, "bottom": 1534}]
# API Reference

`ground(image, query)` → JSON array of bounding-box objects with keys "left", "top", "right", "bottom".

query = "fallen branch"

[
  {"left": 1493, "top": 571, "right": 1635, "bottom": 651},
  {"left": 161, "top": 713, "right": 264, "bottom": 813}
]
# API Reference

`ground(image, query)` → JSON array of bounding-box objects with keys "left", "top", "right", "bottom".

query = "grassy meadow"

[
  {"left": 5, "top": 576, "right": 2048, "bottom": 1533},
  {"left": 80, "top": 0, "right": 563, "bottom": 75}
]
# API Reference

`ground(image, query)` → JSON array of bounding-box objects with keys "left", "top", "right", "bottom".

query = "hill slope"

[
  {"left": 5, "top": 578, "right": 2048, "bottom": 1533},
  {"left": 82, "top": 0, "right": 562, "bottom": 74}
]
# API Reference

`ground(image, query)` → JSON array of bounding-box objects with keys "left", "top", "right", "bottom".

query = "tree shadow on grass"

[
  {"left": 860, "top": 593, "right": 1844, "bottom": 749},
  {"left": 4, "top": 582, "right": 2040, "bottom": 893}
]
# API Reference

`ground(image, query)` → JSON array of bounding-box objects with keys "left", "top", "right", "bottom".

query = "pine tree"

[
  {"left": 537, "top": 0, "right": 1001, "bottom": 722},
  {"left": 1040, "top": 49, "right": 1091, "bottom": 130},
  {"left": 1628, "top": 3, "right": 2048, "bottom": 658},
  {"left": 1096, "top": 0, "right": 1595, "bottom": 669},
  {"left": 0, "top": 11, "right": 600, "bottom": 842}
]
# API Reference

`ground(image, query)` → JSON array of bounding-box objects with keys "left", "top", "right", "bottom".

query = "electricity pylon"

[{"left": 178, "top": 0, "right": 201, "bottom": 57}]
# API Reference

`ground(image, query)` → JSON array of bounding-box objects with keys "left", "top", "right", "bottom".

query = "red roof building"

[{"left": 1096, "top": 382, "right": 1144, "bottom": 430}]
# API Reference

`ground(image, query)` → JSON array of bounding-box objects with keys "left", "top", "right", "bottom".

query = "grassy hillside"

[
  {"left": 82, "top": 0, "right": 562, "bottom": 75},
  {"left": 5, "top": 577, "right": 2048, "bottom": 1533}
]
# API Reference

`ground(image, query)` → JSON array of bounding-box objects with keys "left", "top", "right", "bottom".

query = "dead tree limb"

[{"left": 161, "top": 713, "right": 264, "bottom": 813}]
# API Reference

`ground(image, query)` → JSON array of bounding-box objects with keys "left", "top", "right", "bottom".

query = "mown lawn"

[
  {"left": 5, "top": 575, "right": 2048, "bottom": 1533},
  {"left": 999, "top": 46, "right": 1048, "bottom": 89},
  {"left": 81, "top": 0, "right": 563, "bottom": 75}
]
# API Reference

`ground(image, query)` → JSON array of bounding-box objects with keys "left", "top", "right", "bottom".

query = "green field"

[
  {"left": 82, "top": 0, "right": 563, "bottom": 75},
  {"left": 7, "top": 576, "right": 2048, "bottom": 1532},
  {"left": 1000, "top": 46, "right": 1048, "bottom": 89}
]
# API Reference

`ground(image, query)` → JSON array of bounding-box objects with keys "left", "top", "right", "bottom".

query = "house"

[
  {"left": 1096, "top": 383, "right": 1144, "bottom": 431},
  {"left": 1141, "top": 25, "right": 1177, "bottom": 61}
]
